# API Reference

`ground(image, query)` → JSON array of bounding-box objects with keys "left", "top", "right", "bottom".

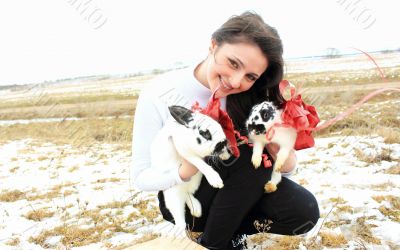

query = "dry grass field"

[{"left": 0, "top": 53, "right": 399, "bottom": 249}]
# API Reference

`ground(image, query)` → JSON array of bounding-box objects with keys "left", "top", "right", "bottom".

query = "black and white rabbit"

[
  {"left": 246, "top": 101, "right": 297, "bottom": 193},
  {"left": 151, "top": 105, "right": 231, "bottom": 228}
]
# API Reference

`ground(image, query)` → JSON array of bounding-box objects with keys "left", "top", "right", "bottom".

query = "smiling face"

[{"left": 200, "top": 40, "right": 268, "bottom": 98}]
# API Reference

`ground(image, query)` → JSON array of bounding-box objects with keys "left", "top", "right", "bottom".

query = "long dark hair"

[{"left": 211, "top": 11, "right": 285, "bottom": 134}]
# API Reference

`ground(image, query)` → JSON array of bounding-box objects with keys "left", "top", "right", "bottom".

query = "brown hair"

[{"left": 211, "top": 11, "right": 285, "bottom": 134}]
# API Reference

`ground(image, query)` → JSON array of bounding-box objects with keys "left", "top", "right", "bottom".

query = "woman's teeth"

[{"left": 220, "top": 77, "right": 232, "bottom": 90}]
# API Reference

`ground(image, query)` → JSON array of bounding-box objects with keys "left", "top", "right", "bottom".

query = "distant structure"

[
  {"left": 381, "top": 48, "right": 400, "bottom": 54},
  {"left": 325, "top": 48, "right": 341, "bottom": 59}
]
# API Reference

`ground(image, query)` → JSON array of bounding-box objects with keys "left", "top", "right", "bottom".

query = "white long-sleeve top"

[
  {"left": 131, "top": 64, "right": 227, "bottom": 191},
  {"left": 131, "top": 64, "right": 294, "bottom": 192}
]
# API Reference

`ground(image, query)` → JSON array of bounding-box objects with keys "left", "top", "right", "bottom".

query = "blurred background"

[{"left": 0, "top": 0, "right": 399, "bottom": 85}]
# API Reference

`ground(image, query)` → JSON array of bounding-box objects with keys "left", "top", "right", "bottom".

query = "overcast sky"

[{"left": 0, "top": 0, "right": 399, "bottom": 86}]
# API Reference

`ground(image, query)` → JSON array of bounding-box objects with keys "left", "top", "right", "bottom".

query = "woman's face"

[{"left": 205, "top": 40, "right": 268, "bottom": 98}]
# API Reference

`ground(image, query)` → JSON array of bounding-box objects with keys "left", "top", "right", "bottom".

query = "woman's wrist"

[
  {"left": 178, "top": 164, "right": 192, "bottom": 181},
  {"left": 178, "top": 159, "right": 199, "bottom": 181}
]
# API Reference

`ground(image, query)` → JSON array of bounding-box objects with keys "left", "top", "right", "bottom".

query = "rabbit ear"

[{"left": 169, "top": 106, "right": 194, "bottom": 127}]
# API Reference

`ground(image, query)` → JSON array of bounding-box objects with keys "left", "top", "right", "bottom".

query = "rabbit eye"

[
  {"left": 260, "top": 107, "right": 274, "bottom": 122},
  {"left": 260, "top": 110, "right": 268, "bottom": 120},
  {"left": 199, "top": 129, "right": 212, "bottom": 141},
  {"left": 197, "top": 138, "right": 201, "bottom": 144}
]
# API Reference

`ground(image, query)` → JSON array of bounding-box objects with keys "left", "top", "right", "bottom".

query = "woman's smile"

[
  {"left": 219, "top": 76, "right": 233, "bottom": 91},
  {"left": 209, "top": 42, "right": 268, "bottom": 98}
]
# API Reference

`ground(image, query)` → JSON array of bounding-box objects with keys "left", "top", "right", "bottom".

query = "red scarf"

[
  {"left": 280, "top": 80, "right": 320, "bottom": 150},
  {"left": 192, "top": 91, "right": 240, "bottom": 157},
  {"left": 191, "top": 80, "right": 320, "bottom": 160}
]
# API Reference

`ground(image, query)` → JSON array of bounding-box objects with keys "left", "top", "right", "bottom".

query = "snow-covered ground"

[
  {"left": 0, "top": 134, "right": 399, "bottom": 249},
  {"left": 290, "top": 136, "right": 400, "bottom": 248}
]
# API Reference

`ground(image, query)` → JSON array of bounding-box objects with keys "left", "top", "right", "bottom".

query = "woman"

[{"left": 131, "top": 11, "right": 319, "bottom": 249}]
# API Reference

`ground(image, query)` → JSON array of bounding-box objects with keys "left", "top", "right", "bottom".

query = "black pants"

[{"left": 158, "top": 144, "right": 320, "bottom": 249}]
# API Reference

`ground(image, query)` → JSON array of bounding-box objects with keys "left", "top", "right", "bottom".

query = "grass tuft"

[
  {"left": 24, "top": 209, "right": 55, "bottom": 221},
  {"left": 320, "top": 231, "right": 348, "bottom": 247},
  {"left": 353, "top": 147, "right": 394, "bottom": 163},
  {"left": 354, "top": 217, "right": 381, "bottom": 244},
  {"left": 384, "top": 163, "right": 400, "bottom": 174},
  {"left": 5, "top": 237, "right": 20, "bottom": 246},
  {"left": 0, "top": 190, "right": 25, "bottom": 202},
  {"left": 271, "top": 235, "right": 302, "bottom": 250}
]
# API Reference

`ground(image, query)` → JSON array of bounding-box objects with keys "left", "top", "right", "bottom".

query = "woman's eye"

[
  {"left": 247, "top": 75, "right": 256, "bottom": 81},
  {"left": 228, "top": 59, "right": 239, "bottom": 69}
]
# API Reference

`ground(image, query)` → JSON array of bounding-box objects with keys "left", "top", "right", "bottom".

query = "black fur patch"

[
  {"left": 169, "top": 106, "right": 194, "bottom": 127},
  {"left": 199, "top": 129, "right": 212, "bottom": 141},
  {"left": 260, "top": 105, "right": 275, "bottom": 122},
  {"left": 248, "top": 123, "right": 266, "bottom": 135},
  {"left": 213, "top": 139, "right": 227, "bottom": 155}
]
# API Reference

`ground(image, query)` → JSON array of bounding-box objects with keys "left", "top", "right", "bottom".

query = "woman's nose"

[{"left": 229, "top": 72, "right": 244, "bottom": 89}]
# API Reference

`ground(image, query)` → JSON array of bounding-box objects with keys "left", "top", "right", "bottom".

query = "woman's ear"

[{"left": 209, "top": 39, "right": 218, "bottom": 53}]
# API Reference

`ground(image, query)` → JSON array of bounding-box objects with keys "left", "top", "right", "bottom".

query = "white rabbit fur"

[
  {"left": 151, "top": 105, "right": 230, "bottom": 228},
  {"left": 246, "top": 101, "right": 297, "bottom": 193}
]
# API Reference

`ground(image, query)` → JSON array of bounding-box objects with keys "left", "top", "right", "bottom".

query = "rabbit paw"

[
  {"left": 188, "top": 197, "right": 202, "bottom": 218},
  {"left": 274, "top": 162, "right": 283, "bottom": 172},
  {"left": 205, "top": 171, "right": 224, "bottom": 188},
  {"left": 251, "top": 154, "right": 262, "bottom": 168},
  {"left": 264, "top": 181, "right": 277, "bottom": 193}
]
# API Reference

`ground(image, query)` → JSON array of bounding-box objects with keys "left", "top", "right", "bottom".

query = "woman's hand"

[
  {"left": 178, "top": 158, "right": 199, "bottom": 181},
  {"left": 265, "top": 143, "right": 297, "bottom": 173}
]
